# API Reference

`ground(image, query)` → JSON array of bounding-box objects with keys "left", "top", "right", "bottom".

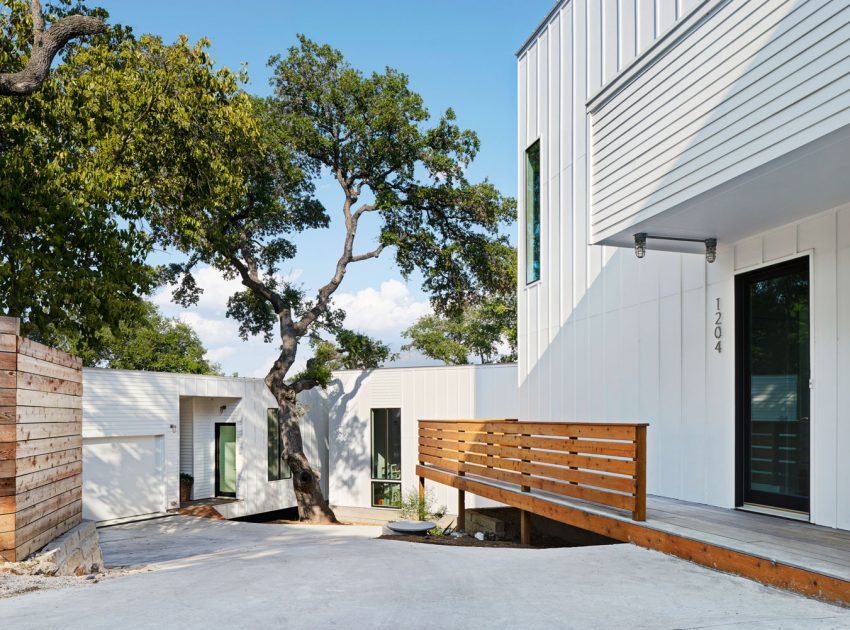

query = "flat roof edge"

[{"left": 516, "top": 0, "right": 569, "bottom": 57}]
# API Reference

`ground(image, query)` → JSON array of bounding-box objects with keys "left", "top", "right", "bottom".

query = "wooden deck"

[{"left": 419, "top": 465, "right": 850, "bottom": 606}]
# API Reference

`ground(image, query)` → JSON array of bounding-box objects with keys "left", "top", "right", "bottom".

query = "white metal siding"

[
  {"left": 325, "top": 365, "right": 519, "bottom": 513},
  {"left": 519, "top": 0, "right": 850, "bottom": 530},
  {"left": 179, "top": 397, "right": 193, "bottom": 479},
  {"left": 589, "top": 0, "right": 850, "bottom": 242}
]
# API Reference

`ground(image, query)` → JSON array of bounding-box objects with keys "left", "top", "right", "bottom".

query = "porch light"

[
  {"left": 705, "top": 238, "right": 717, "bottom": 264},
  {"left": 634, "top": 233, "right": 647, "bottom": 259},
  {"left": 633, "top": 233, "right": 718, "bottom": 263}
]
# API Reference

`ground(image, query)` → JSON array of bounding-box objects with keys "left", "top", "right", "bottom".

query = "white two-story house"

[{"left": 517, "top": 0, "right": 850, "bottom": 531}]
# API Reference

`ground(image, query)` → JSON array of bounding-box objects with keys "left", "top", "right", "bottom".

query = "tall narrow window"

[
  {"left": 267, "top": 408, "right": 292, "bottom": 481},
  {"left": 525, "top": 140, "right": 541, "bottom": 284},
  {"left": 370, "top": 408, "right": 401, "bottom": 508}
]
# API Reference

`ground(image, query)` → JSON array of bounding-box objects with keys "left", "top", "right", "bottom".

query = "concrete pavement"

[{"left": 1, "top": 516, "right": 848, "bottom": 629}]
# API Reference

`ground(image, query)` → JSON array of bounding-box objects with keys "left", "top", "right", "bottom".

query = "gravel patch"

[{"left": 0, "top": 573, "right": 91, "bottom": 599}]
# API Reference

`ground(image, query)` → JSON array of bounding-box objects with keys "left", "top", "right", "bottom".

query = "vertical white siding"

[
  {"left": 179, "top": 397, "right": 193, "bottom": 479},
  {"left": 327, "top": 365, "right": 519, "bottom": 514}
]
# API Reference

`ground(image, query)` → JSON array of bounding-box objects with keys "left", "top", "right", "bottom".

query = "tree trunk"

[{"left": 274, "top": 389, "right": 338, "bottom": 523}]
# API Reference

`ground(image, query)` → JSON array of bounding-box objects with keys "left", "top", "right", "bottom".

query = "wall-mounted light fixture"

[
  {"left": 633, "top": 233, "right": 718, "bottom": 263},
  {"left": 220, "top": 404, "right": 227, "bottom": 414},
  {"left": 634, "top": 233, "right": 647, "bottom": 259}
]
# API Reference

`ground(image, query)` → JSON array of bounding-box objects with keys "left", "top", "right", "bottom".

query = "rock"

[{"left": 474, "top": 532, "right": 485, "bottom": 541}]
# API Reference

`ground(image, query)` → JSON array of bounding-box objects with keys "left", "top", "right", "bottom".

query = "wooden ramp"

[{"left": 417, "top": 419, "right": 850, "bottom": 606}]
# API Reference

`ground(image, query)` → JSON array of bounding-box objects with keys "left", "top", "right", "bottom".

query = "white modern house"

[
  {"left": 81, "top": 368, "right": 328, "bottom": 521},
  {"left": 80, "top": 364, "right": 517, "bottom": 522},
  {"left": 516, "top": 0, "right": 850, "bottom": 531}
]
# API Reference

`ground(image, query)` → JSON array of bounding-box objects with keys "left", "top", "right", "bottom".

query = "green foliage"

[
  {"left": 1, "top": 2, "right": 260, "bottom": 354},
  {"left": 74, "top": 301, "right": 221, "bottom": 374},
  {"left": 403, "top": 249, "right": 517, "bottom": 365},
  {"left": 154, "top": 35, "right": 515, "bottom": 394},
  {"left": 180, "top": 473, "right": 194, "bottom": 484},
  {"left": 399, "top": 486, "right": 447, "bottom": 522}
]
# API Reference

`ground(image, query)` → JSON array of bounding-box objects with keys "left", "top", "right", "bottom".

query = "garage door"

[{"left": 82, "top": 436, "right": 166, "bottom": 521}]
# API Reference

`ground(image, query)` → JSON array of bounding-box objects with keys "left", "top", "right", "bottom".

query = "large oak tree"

[{"left": 156, "top": 37, "right": 515, "bottom": 522}]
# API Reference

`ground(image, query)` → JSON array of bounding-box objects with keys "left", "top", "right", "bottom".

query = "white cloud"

[{"left": 333, "top": 280, "right": 430, "bottom": 332}]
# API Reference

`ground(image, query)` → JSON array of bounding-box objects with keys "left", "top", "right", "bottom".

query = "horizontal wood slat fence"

[
  {"left": 0, "top": 316, "right": 83, "bottom": 562},
  {"left": 416, "top": 419, "right": 647, "bottom": 522}
]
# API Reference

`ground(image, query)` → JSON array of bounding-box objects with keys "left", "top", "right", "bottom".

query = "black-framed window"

[
  {"left": 525, "top": 139, "right": 541, "bottom": 284},
  {"left": 371, "top": 408, "right": 401, "bottom": 508},
  {"left": 267, "top": 408, "right": 292, "bottom": 481}
]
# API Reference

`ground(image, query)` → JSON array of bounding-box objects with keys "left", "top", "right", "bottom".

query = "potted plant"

[{"left": 180, "top": 473, "right": 194, "bottom": 503}]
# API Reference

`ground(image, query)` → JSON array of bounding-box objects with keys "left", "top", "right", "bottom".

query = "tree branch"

[
  {"left": 352, "top": 203, "right": 376, "bottom": 220},
  {"left": 231, "top": 244, "right": 285, "bottom": 314},
  {"left": 0, "top": 0, "right": 106, "bottom": 96},
  {"left": 350, "top": 244, "right": 384, "bottom": 263}
]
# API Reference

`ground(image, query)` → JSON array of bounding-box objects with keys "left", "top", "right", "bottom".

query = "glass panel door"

[
  {"left": 737, "top": 257, "right": 810, "bottom": 513},
  {"left": 216, "top": 423, "right": 237, "bottom": 497}
]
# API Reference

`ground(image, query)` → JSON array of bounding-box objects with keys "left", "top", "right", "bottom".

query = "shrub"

[{"left": 399, "top": 486, "right": 447, "bottom": 522}]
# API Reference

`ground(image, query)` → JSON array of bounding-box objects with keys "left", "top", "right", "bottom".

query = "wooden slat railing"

[{"left": 416, "top": 420, "right": 647, "bottom": 522}]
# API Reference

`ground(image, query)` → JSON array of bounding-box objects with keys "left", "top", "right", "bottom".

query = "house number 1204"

[{"left": 714, "top": 298, "right": 722, "bottom": 353}]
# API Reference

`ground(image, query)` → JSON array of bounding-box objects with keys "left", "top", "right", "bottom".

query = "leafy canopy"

[
  {"left": 157, "top": 36, "right": 516, "bottom": 393},
  {"left": 75, "top": 301, "right": 221, "bottom": 374},
  {"left": 1, "top": 2, "right": 259, "bottom": 356}
]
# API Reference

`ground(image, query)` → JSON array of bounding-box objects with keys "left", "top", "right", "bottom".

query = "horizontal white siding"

[{"left": 589, "top": 0, "right": 850, "bottom": 241}]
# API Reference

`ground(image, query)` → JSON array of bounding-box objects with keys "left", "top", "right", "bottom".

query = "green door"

[{"left": 216, "top": 423, "right": 237, "bottom": 497}]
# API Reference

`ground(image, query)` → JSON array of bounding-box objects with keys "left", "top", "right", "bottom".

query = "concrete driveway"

[{"left": 1, "top": 516, "right": 849, "bottom": 629}]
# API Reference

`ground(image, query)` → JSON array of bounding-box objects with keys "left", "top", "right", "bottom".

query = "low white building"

[
  {"left": 81, "top": 368, "right": 327, "bottom": 521},
  {"left": 80, "top": 364, "right": 517, "bottom": 522}
]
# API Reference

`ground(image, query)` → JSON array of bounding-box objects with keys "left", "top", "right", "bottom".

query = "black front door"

[{"left": 736, "top": 257, "right": 810, "bottom": 513}]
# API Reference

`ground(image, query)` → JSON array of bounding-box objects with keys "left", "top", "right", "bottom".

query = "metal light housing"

[{"left": 634, "top": 233, "right": 647, "bottom": 259}]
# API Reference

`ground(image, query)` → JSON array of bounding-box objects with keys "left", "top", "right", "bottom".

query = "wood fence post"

[
  {"left": 419, "top": 475, "right": 425, "bottom": 521},
  {"left": 633, "top": 425, "right": 647, "bottom": 521}
]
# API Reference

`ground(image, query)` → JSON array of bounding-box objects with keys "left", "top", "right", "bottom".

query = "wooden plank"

[
  {"left": 419, "top": 420, "right": 643, "bottom": 440},
  {"left": 0, "top": 425, "right": 13, "bottom": 442},
  {"left": 419, "top": 428, "right": 637, "bottom": 457},
  {"left": 420, "top": 447, "right": 636, "bottom": 493},
  {"left": 0, "top": 317, "right": 19, "bottom": 336},
  {"left": 416, "top": 466, "right": 850, "bottom": 606},
  {"left": 521, "top": 509, "right": 531, "bottom": 545},
  {"left": 419, "top": 441, "right": 637, "bottom": 476},
  {"left": 13, "top": 473, "right": 81, "bottom": 513},
  {"left": 0, "top": 441, "right": 14, "bottom": 460},
  {"left": 15, "top": 461, "right": 82, "bottom": 494},
  {"left": 420, "top": 458, "right": 634, "bottom": 511},
  {"left": 0, "top": 459, "right": 13, "bottom": 477},
  {"left": 634, "top": 425, "right": 647, "bottom": 521},
  {"left": 419, "top": 433, "right": 635, "bottom": 461},
  {"left": 16, "top": 354, "right": 82, "bottom": 383},
  {"left": 0, "top": 334, "right": 16, "bottom": 353},
  {"left": 16, "top": 422, "right": 82, "bottom": 441},
  {"left": 0, "top": 353, "right": 15, "bottom": 371},
  {"left": 10, "top": 486, "right": 81, "bottom": 531},
  {"left": 0, "top": 494, "right": 13, "bottom": 515},
  {"left": 15, "top": 448, "right": 81, "bottom": 476},
  {"left": 0, "top": 477, "right": 13, "bottom": 497},
  {"left": 13, "top": 510, "right": 82, "bottom": 562},
  {"left": 16, "top": 337, "right": 82, "bottom": 370},
  {"left": 0, "top": 368, "right": 15, "bottom": 390},
  {"left": 15, "top": 435, "right": 82, "bottom": 459},
  {"left": 15, "top": 406, "right": 82, "bottom": 424},
  {"left": 0, "top": 388, "right": 14, "bottom": 406},
  {"left": 0, "top": 406, "right": 14, "bottom": 424},
  {"left": 15, "top": 372, "right": 83, "bottom": 397},
  {"left": 16, "top": 389, "right": 82, "bottom": 409},
  {"left": 12, "top": 499, "right": 81, "bottom": 554}
]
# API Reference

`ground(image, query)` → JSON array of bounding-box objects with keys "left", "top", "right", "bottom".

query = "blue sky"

[{"left": 95, "top": 0, "right": 553, "bottom": 376}]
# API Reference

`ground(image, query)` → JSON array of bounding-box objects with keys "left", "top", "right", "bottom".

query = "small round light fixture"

[
  {"left": 634, "top": 233, "right": 647, "bottom": 259},
  {"left": 705, "top": 238, "right": 717, "bottom": 264}
]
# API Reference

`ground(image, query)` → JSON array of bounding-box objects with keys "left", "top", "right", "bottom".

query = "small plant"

[
  {"left": 180, "top": 473, "right": 194, "bottom": 484},
  {"left": 399, "top": 487, "right": 447, "bottom": 522}
]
